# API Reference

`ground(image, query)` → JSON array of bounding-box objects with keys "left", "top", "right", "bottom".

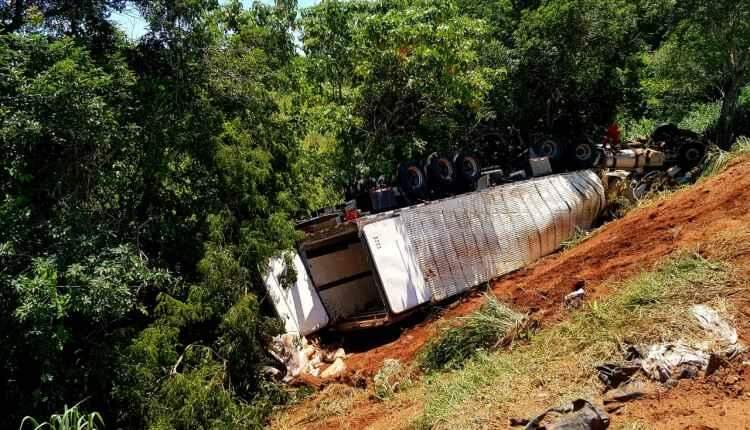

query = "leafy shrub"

[
  {"left": 619, "top": 116, "right": 657, "bottom": 142},
  {"left": 678, "top": 102, "right": 721, "bottom": 134}
]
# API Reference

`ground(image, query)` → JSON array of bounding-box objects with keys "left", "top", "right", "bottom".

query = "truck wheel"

[
  {"left": 426, "top": 153, "right": 455, "bottom": 187},
  {"left": 533, "top": 138, "right": 564, "bottom": 161},
  {"left": 571, "top": 141, "right": 597, "bottom": 168},
  {"left": 398, "top": 161, "right": 427, "bottom": 198},
  {"left": 452, "top": 153, "right": 481, "bottom": 184},
  {"left": 678, "top": 142, "right": 705, "bottom": 168},
  {"left": 652, "top": 123, "right": 679, "bottom": 143}
]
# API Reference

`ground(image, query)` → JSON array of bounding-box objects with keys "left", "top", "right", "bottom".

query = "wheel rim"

[
  {"left": 438, "top": 160, "right": 453, "bottom": 180},
  {"left": 407, "top": 167, "right": 423, "bottom": 189},
  {"left": 575, "top": 143, "right": 592, "bottom": 161},
  {"left": 684, "top": 147, "right": 702, "bottom": 162},
  {"left": 540, "top": 140, "right": 558, "bottom": 158},
  {"left": 462, "top": 158, "right": 478, "bottom": 178}
]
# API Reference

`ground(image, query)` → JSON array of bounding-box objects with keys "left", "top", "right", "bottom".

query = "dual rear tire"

[{"left": 398, "top": 153, "right": 481, "bottom": 200}]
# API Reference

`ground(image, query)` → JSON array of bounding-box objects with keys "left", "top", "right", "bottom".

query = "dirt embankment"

[{"left": 343, "top": 157, "right": 750, "bottom": 378}]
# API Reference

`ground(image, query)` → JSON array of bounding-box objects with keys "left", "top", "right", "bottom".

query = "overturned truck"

[{"left": 265, "top": 170, "right": 605, "bottom": 336}]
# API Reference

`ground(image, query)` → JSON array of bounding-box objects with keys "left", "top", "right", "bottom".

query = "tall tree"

[{"left": 648, "top": 0, "right": 750, "bottom": 148}]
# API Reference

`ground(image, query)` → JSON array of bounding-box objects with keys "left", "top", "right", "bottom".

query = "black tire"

[
  {"left": 570, "top": 141, "right": 598, "bottom": 168},
  {"left": 425, "top": 153, "right": 455, "bottom": 187},
  {"left": 532, "top": 137, "right": 565, "bottom": 161},
  {"left": 452, "top": 152, "right": 481, "bottom": 184},
  {"left": 652, "top": 123, "right": 679, "bottom": 143},
  {"left": 678, "top": 142, "right": 706, "bottom": 168},
  {"left": 398, "top": 161, "right": 428, "bottom": 198}
]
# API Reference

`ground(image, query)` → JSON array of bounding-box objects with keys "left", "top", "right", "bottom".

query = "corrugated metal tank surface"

[{"left": 384, "top": 170, "right": 605, "bottom": 303}]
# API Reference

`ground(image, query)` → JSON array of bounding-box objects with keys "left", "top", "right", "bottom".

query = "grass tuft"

[
  {"left": 701, "top": 136, "right": 750, "bottom": 178},
  {"left": 373, "top": 359, "right": 412, "bottom": 400},
  {"left": 20, "top": 402, "right": 104, "bottom": 430},
  {"left": 418, "top": 295, "right": 533, "bottom": 372}
]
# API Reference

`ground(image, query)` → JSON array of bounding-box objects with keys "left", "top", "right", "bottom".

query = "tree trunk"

[{"left": 717, "top": 78, "right": 740, "bottom": 150}]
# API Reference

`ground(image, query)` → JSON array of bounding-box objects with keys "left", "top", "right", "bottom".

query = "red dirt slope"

[{"left": 343, "top": 157, "right": 750, "bottom": 377}]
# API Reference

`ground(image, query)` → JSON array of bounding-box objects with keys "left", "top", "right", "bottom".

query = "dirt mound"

[
  {"left": 620, "top": 361, "right": 750, "bottom": 429},
  {"left": 343, "top": 157, "right": 750, "bottom": 377}
]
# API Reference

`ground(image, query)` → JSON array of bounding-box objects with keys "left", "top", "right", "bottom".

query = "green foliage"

[
  {"left": 301, "top": 0, "right": 502, "bottom": 178},
  {"left": 419, "top": 294, "right": 531, "bottom": 371},
  {"left": 644, "top": 0, "right": 750, "bottom": 147},
  {"left": 20, "top": 402, "right": 104, "bottom": 430},
  {"left": 678, "top": 102, "right": 722, "bottom": 134},
  {"left": 3, "top": 0, "right": 750, "bottom": 428},
  {"left": 561, "top": 227, "right": 590, "bottom": 251}
]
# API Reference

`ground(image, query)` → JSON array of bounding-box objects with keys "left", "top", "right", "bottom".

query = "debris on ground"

[
  {"left": 595, "top": 304, "right": 745, "bottom": 392},
  {"left": 602, "top": 380, "right": 653, "bottom": 414},
  {"left": 590, "top": 303, "right": 747, "bottom": 418},
  {"left": 602, "top": 380, "right": 649, "bottom": 404},
  {"left": 691, "top": 304, "right": 743, "bottom": 356},
  {"left": 320, "top": 357, "right": 347, "bottom": 378},
  {"left": 268, "top": 333, "right": 348, "bottom": 382},
  {"left": 511, "top": 399, "right": 610, "bottom": 430},
  {"left": 563, "top": 282, "right": 586, "bottom": 309},
  {"left": 639, "top": 342, "right": 710, "bottom": 383},
  {"left": 596, "top": 362, "right": 641, "bottom": 389}
]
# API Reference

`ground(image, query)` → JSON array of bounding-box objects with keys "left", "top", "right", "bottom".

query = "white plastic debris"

[
  {"left": 640, "top": 342, "right": 709, "bottom": 382},
  {"left": 563, "top": 288, "right": 585, "bottom": 309},
  {"left": 638, "top": 305, "right": 745, "bottom": 383},
  {"left": 320, "top": 357, "right": 347, "bottom": 379},
  {"left": 269, "top": 333, "right": 311, "bottom": 382},
  {"left": 691, "top": 304, "right": 739, "bottom": 346}
]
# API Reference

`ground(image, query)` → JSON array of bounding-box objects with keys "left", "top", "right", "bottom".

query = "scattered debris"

[
  {"left": 640, "top": 342, "right": 710, "bottom": 383},
  {"left": 596, "top": 362, "right": 641, "bottom": 389},
  {"left": 595, "top": 304, "right": 745, "bottom": 393},
  {"left": 563, "top": 282, "right": 586, "bottom": 309},
  {"left": 511, "top": 399, "right": 610, "bottom": 429},
  {"left": 691, "top": 304, "right": 743, "bottom": 356},
  {"left": 268, "top": 334, "right": 348, "bottom": 382},
  {"left": 320, "top": 357, "right": 347, "bottom": 379}
]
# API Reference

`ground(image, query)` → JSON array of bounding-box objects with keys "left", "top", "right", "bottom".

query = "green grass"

[
  {"left": 413, "top": 254, "right": 734, "bottom": 429},
  {"left": 701, "top": 136, "right": 750, "bottom": 178},
  {"left": 418, "top": 295, "right": 533, "bottom": 372},
  {"left": 20, "top": 403, "right": 104, "bottom": 430},
  {"left": 374, "top": 359, "right": 412, "bottom": 400}
]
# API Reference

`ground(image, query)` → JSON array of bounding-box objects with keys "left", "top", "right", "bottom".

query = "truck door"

[
  {"left": 264, "top": 251, "right": 330, "bottom": 336},
  {"left": 362, "top": 217, "right": 431, "bottom": 314}
]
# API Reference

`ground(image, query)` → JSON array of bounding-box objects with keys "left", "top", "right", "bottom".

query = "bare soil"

[{"left": 274, "top": 156, "right": 750, "bottom": 429}]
